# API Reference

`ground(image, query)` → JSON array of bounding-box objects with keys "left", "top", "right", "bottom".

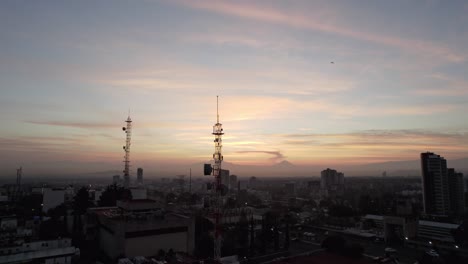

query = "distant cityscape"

[{"left": 1, "top": 112, "right": 467, "bottom": 264}]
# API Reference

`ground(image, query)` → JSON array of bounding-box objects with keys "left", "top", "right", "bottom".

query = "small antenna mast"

[{"left": 189, "top": 168, "right": 192, "bottom": 194}]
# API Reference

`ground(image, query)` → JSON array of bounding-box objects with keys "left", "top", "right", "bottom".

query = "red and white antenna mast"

[
  {"left": 122, "top": 112, "right": 132, "bottom": 188},
  {"left": 212, "top": 96, "right": 224, "bottom": 261}
]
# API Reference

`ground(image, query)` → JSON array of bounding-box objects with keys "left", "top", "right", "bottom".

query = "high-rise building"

[
  {"left": 137, "top": 168, "right": 143, "bottom": 185},
  {"left": 229, "top": 175, "right": 238, "bottom": 191},
  {"left": 448, "top": 168, "right": 465, "bottom": 216},
  {"left": 465, "top": 178, "right": 468, "bottom": 212},
  {"left": 465, "top": 177, "right": 468, "bottom": 193},
  {"left": 420, "top": 152, "right": 450, "bottom": 216},
  {"left": 320, "top": 168, "right": 345, "bottom": 197},
  {"left": 220, "top": 169, "right": 230, "bottom": 189}
]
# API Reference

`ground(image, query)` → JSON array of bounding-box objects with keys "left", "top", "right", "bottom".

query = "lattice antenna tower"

[
  {"left": 122, "top": 113, "right": 132, "bottom": 188},
  {"left": 212, "top": 96, "right": 224, "bottom": 260}
]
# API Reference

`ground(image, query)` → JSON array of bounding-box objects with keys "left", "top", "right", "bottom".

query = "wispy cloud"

[
  {"left": 410, "top": 73, "right": 468, "bottom": 96},
  {"left": 26, "top": 121, "right": 117, "bottom": 129},
  {"left": 95, "top": 63, "right": 355, "bottom": 96},
  {"left": 276, "top": 129, "right": 468, "bottom": 161},
  {"left": 173, "top": 0, "right": 464, "bottom": 62}
]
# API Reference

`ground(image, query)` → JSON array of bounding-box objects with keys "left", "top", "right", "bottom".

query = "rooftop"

[
  {"left": 117, "top": 199, "right": 160, "bottom": 212},
  {"left": 419, "top": 220, "right": 459, "bottom": 229},
  {"left": 363, "top": 215, "right": 384, "bottom": 221},
  {"left": 270, "top": 252, "right": 373, "bottom": 264}
]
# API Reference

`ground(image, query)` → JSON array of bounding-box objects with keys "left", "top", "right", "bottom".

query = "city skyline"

[{"left": 1, "top": 0, "right": 468, "bottom": 177}]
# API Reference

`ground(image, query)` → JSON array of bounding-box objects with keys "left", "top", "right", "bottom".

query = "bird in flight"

[{"left": 330, "top": 61, "right": 334, "bottom": 64}]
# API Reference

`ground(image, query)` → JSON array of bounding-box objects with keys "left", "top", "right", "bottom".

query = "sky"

[{"left": 1, "top": 0, "right": 468, "bottom": 177}]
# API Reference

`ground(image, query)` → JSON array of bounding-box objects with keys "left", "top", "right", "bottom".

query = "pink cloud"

[{"left": 173, "top": 0, "right": 464, "bottom": 62}]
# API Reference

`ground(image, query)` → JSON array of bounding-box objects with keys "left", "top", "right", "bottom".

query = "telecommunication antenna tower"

[
  {"left": 122, "top": 114, "right": 132, "bottom": 188},
  {"left": 212, "top": 96, "right": 224, "bottom": 260}
]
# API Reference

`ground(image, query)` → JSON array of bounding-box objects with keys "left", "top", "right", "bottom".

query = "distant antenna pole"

[
  {"left": 122, "top": 114, "right": 132, "bottom": 188},
  {"left": 189, "top": 168, "right": 192, "bottom": 194},
  {"left": 212, "top": 95, "right": 224, "bottom": 261},
  {"left": 16, "top": 167, "right": 22, "bottom": 187}
]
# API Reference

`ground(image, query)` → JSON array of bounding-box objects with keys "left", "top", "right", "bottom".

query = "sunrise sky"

[{"left": 1, "top": 0, "right": 468, "bottom": 177}]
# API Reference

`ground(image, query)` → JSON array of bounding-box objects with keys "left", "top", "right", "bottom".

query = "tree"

[
  {"left": 47, "top": 204, "right": 68, "bottom": 234},
  {"left": 98, "top": 184, "right": 132, "bottom": 206},
  {"left": 72, "top": 188, "right": 94, "bottom": 248},
  {"left": 73, "top": 187, "right": 93, "bottom": 214},
  {"left": 40, "top": 204, "right": 68, "bottom": 239},
  {"left": 48, "top": 203, "right": 67, "bottom": 220}
]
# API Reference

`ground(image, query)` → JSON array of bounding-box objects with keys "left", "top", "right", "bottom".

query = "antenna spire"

[{"left": 216, "top": 95, "right": 219, "bottom": 123}]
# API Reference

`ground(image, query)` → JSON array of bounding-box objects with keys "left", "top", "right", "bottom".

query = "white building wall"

[
  {"left": 43, "top": 189, "right": 66, "bottom": 213},
  {"left": 130, "top": 189, "right": 147, "bottom": 200},
  {"left": 99, "top": 228, "right": 123, "bottom": 260},
  {"left": 0, "top": 239, "right": 76, "bottom": 264}
]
